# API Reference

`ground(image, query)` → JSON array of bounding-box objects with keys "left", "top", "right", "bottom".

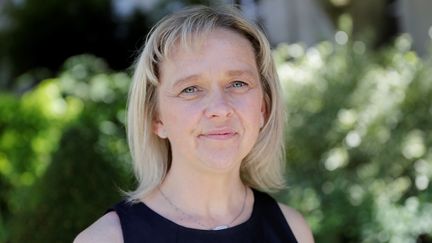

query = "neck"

[
  {"left": 163, "top": 167, "right": 244, "bottom": 209},
  {"left": 158, "top": 160, "right": 248, "bottom": 226}
]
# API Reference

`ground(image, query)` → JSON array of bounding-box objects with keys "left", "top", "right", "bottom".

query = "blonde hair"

[{"left": 126, "top": 5, "right": 286, "bottom": 201}]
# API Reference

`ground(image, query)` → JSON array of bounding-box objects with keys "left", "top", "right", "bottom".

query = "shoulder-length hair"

[{"left": 126, "top": 5, "right": 286, "bottom": 201}]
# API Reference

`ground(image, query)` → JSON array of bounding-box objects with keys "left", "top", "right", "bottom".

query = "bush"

[
  {"left": 275, "top": 36, "right": 432, "bottom": 242},
  {"left": 0, "top": 55, "right": 133, "bottom": 242}
]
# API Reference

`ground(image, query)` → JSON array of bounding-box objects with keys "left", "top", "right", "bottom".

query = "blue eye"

[
  {"left": 181, "top": 86, "right": 198, "bottom": 94},
  {"left": 231, "top": 81, "right": 248, "bottom": 88}
]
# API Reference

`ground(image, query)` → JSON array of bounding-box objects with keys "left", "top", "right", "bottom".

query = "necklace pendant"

[{"left": 212, "top": 225, "right": 229, "bottom": 230}]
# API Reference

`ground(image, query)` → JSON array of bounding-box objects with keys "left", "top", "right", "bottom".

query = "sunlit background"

[{"left": 0, "top": 0, "right": 431, "bottom": 242}]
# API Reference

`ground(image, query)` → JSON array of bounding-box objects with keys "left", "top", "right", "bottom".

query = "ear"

[{"left": 153, "top": 118, "right": 168, "bottom": 139}]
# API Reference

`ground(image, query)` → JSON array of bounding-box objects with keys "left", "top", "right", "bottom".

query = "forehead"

[
  {"left": 167, "top": 27, "right": 254, "bottom": 57},
  {"left": 159, "top": 28, "right": 258, "bottom": 78}
]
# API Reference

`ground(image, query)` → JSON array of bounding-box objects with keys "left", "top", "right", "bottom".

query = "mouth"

[{"left": 199, "top": 128, "right": 238, "bottom": 140}]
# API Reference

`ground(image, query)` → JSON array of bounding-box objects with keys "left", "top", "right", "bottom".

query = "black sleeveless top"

[{"left": 109, "top": 189, "right": 298, "bottom": 243}]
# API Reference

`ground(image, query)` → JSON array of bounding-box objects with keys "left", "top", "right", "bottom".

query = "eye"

[
  {"left": 230, "top": 81, "right": 248, "bottom": 88},
  {"left": 181, "top": 86, "right": 199, "bottom": 94}
]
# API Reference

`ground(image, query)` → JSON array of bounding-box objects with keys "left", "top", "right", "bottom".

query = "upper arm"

[
  {"left": 73, "top": 211, "right": 123, "bottom": 243},
  {"left": 278, "top": 203, "right": 315, "bottom": 243}
]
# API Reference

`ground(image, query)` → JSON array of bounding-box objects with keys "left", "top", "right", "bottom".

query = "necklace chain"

[{"left": 158, "top": 185, "right": 247, "bottom": 230}]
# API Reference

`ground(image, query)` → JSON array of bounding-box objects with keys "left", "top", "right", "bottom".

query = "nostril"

[
  {"left": 205, "top": 107, "right": 233, "bottom": 118},
  {"left": 204, "top": 102, "right": 233, "bottom": 118}
]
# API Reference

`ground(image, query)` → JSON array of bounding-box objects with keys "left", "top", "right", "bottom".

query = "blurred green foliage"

[
  {"left": 0, "top": 55, "right": 133, "bottom": 242},
  {"left": 275, "top": 35, "right": 432, "bottom": 242},
  {"left": 0, "top": 36, "right": 431, "bottom": 242}
]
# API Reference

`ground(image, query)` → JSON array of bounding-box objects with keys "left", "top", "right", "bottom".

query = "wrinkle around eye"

[
  {"left": 178, "top": 85, "right": 204, "bottom": 99},
  {"left": 181, "top": 86, "right": 199, "bottom": 94},
  {"left": 230, "top": 80, "right": 248, "bottom": 88},
  {"left": 227, "top": 80, "right": 251, "bottom": 93}
]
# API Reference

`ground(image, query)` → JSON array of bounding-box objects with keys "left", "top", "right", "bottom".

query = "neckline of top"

[{"left": 134, "top": 188, "right": 262, "bottom": 233}]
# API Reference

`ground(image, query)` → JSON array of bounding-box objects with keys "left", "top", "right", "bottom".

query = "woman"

[{"left": 75, "top": 5, "right": 314, "bottom": 243}]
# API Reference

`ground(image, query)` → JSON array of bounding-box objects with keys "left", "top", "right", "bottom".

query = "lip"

[{"left": 199, "top": 128, "right": 238, "bottom": 140}]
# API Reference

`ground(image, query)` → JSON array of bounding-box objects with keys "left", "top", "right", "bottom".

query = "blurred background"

[{"left": 0, "top": 0, "right": 431, "bottom": 242}]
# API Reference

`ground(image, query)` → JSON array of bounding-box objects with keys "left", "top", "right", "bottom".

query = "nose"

[{"left": 204, "top": 89, "right": 233, "bottom": 119}]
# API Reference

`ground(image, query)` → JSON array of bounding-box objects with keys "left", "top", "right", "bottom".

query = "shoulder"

[
  {"left": 73, "top": 211, "right": 123, "bottom": 243},
  {"left": 277, "top": 203, "right": 315, "bottom": 243}
]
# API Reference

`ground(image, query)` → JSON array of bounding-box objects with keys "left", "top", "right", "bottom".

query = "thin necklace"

[{"left": 158, "top": 185, "right": 248, "bottom": 230}]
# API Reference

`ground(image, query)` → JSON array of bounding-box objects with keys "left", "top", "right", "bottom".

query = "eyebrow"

[
  {"left": 172, "top": 75, "right": 201, "bottom": 89},
  {"left": 226, "top": 69, "right": 258, "bottom": 78},
  {"left": 172, "top": 69, "right": 259, "bottom": 88}
]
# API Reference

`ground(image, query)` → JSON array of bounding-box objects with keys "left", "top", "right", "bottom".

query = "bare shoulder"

[
  {"left": 278, "top": 203, "right": 315, "bottom": 243},
  {"left": 73, "top": 211, "right": 123, "bottom": 243}
]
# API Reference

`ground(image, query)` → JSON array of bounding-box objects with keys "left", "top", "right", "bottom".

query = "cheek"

[
  {"left": 160, "top": 101, "right": 202, "bottom": 133},
  {"left": 236, "top": 97, "right": 264, "bottom": 128},
  {"left": 246, "top": 90, "right": 264, "bottom": 116}
]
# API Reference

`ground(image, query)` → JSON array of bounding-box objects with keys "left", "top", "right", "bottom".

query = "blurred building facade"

[
  {"left": 233, "top": 0, "right": 431, "bottom": 54},
  {"left": 224, "top": 0, "right": 335, "bottom": 47},
  {"left": 397, "top": 0, "right": 432, "bottom": 55}
]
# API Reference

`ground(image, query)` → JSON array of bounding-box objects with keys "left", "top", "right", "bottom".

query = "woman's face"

[{"left": 154, "top": 28, "right": 265, "bottom": 172}]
